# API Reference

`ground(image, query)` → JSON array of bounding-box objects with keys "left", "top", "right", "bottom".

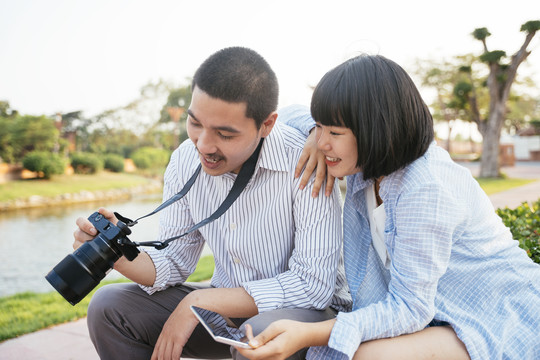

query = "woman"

[{"left": 235, "top": 55, "right": 540, "bottom": 359}]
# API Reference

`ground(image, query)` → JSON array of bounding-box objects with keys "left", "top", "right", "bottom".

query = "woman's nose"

[{"left": 316, "top": 129, "right": 331, "bottom": 151}]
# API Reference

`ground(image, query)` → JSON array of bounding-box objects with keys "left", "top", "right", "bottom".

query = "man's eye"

[
  {"left": 218, "top": 133, "right": 233, "bottom": 140},
  {"left": 189, "top": 120, "right": 201, "bottom": 127}
]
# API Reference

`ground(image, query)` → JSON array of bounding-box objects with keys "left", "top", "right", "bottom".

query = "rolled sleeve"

[
  {"left": 138, "top": 248, "right": 171, "bottom": 295},
  {"left": 328, "top": 312, "right": 363, "bottom": 359},
  {"left": 242, "top": 277, "right": 285, "bottom": 312}
]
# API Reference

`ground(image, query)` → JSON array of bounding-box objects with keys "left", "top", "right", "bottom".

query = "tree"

[
  {"left": 468, "top": 20, "right": 540, "bottom": 177},
  {"left": 10, "top": 115, "right": 59, "bottom": 162},
  {"left": 159, "top": 85, "right": 192, "bottom": 149},
  {"left": 414, "top": 57, "right": 476, "bottom": 153}
]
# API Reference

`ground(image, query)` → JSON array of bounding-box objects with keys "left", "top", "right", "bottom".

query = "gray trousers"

[{"left": 87, "top": 282, "right": 337, "bottom": 360}]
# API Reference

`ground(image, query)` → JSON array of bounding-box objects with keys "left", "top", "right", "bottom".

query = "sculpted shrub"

[
  {"left": 497, "top": 199, "right": 540, "bottom": 264},
  {"left": 22, "top": 151, "right": 65, "bottom": 179}
]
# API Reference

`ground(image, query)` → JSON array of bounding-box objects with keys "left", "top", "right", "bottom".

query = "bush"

[
  {"left": 22, "top": 151, "right": 65, "bottom": 179},
  {"left": 103, "top": 154, "right": 125, "bottom": 172},
  {"left": 131, "top": 147, "right": 170, "bottom": 170},
  {"left": 497, "top": 199, "right": 540, "bottom": 264},
  {"left": 70, "top": 152, "right": 104, "bottom": 174}
]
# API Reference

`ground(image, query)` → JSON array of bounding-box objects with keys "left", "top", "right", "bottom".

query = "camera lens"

[{"left": 45, "top": 235, "right": 122, "bottom": 305}]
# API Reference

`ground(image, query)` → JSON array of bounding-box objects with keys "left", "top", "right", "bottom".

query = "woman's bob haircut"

[{"left": 311, "top": 54, "right": 434, "bottom": 180}]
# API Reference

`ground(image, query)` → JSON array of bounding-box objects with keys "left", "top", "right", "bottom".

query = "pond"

[{"left": 0, "top": 194, "right": 211, "bottom": 298}]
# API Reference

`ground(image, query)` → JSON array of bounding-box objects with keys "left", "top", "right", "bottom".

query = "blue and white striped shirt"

[
  {"left": 141, "top": 118, "right": 351, "bottom": 314},
  {"left": 308, "top": 144, "right": 540, "bottom": 360},
  {"left": 282, "top": 106, "right": 540, "bottom": 360}
]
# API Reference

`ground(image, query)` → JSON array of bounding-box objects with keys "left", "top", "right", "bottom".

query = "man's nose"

[{"left": 196, "top": 130, "right": 217, "bottom": 154}]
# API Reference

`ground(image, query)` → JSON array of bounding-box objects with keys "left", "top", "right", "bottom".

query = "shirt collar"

[{"left": 256, "top": 121, "right": 289, "bottom": 172}]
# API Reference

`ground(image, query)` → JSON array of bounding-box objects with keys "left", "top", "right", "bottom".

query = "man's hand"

[
  {"left": 294, "top": 129, "right": 336, "bottom": 197},
  {"left": 151, "top": 300, "right": 199, "bottom": 360},
  {"left": 73, "top": 207, "right": 117, "bottom": 250}
]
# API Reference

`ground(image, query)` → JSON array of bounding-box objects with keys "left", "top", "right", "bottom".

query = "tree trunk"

[{"left": 479, "top": 102, "right": 505, "bottom": 177}]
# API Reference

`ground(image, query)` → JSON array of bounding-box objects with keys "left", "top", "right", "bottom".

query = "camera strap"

[{"left": 115, "top": 138, "right": 264, "bottom": 250}]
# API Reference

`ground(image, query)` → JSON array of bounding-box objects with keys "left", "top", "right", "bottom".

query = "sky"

[{"left": 1, "top": 0, "right": 539, "bottom": 120}]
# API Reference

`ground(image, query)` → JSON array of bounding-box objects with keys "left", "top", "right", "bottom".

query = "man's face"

[{"left": 186, "top": 86, "right": 274, "bottom": 176}]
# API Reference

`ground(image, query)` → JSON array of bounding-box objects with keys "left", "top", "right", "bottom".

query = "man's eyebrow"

[{"left": 187, "top": 109, "right": 241, "bottom": 134}]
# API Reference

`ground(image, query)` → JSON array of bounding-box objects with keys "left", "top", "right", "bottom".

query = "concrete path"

[{"left": 1, "top": 161, "right": 539, "bottom": 360}]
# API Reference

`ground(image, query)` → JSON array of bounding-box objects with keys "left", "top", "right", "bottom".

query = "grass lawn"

[
  {"left": 0, "top": 255, "right": 215, "bottom": 342},
  {"left": 0, "top": 172, "right": 156, "bottom": 202},
  {"left": 475, "top": 177, "right": 536, "bottom": 195}
]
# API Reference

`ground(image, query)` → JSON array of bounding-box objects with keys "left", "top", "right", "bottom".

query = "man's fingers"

[
  {"left": 98, "top": 207, "right": 118, "bottom": 224},
  {"left": 75, "top": 217, "right": 97, "bottom": 236}
]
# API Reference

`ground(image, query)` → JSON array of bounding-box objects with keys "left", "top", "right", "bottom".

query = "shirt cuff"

[
  {"left": 242, "top": 277, "right": 285, "bottom": 312},
  {"left": 328, "top": 312, "right": 362, "bottom": 359},
  {"left": 137, "top": 248, "right": 171, "bottom": 295}
]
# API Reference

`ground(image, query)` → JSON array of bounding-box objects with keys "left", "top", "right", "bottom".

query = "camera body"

[{"left": 45, "top": 212, "right": 139, "bottom": 305}]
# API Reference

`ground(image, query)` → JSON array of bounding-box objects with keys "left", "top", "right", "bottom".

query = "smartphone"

[{"left": 190, "top": 305, "right": 251, "bottom": 349}]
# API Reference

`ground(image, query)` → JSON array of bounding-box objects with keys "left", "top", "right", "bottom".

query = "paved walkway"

[{"left": 1, "top": 162, "right": 539, "bottom": 360}]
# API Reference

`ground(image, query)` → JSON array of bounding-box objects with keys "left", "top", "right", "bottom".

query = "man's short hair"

[
  {"left": 311, "top": 54, "right": 434, "bottom": 180},
  {"left": 192, "top": 47, "right": 279, "bottom": 128}
]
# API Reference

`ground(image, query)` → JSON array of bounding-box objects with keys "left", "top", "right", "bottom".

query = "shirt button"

[
  {"left": 233, "top": 257, "right": 241, "bottom": 264},
  {"left": 230, "top": 223, "right": 237, "bottom": 230}
]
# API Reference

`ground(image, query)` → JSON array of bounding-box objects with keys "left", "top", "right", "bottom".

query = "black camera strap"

[{"left": 115, "top": 138, "right": 264, "bottom": 250}]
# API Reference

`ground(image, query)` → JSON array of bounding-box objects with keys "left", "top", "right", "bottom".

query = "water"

[{"left": 0, "top": 194, "right": 188, "bottom": 297}]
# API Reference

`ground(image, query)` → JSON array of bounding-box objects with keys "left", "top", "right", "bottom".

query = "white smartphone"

[{"left": 190, "top": 305, "right": 252, "bottom": 349}]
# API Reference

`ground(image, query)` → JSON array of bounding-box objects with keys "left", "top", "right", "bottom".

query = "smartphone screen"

[{"left": 190, "top": 305, "right": 251, "bottom": 349}]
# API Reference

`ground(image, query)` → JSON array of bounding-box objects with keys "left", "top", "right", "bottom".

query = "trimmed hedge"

[
  {"left": 70, "top": 152, "right": 104, "bottom": 174},
  {"left": 22, "top": 151, "right": 65, "bottom": 179},
  {"left": 103, "top": 154, "right": 125, "bottom": 173},
  {"left": 497, "top": 199, "right": 540, "bottom": 264},
  {"left": 131, "top": 147, "right": 170, "bottom": 170}
]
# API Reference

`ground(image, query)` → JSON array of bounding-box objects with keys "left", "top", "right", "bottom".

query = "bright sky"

[{"left": 1, "top": 0, "right": 539, "bottom": 118}]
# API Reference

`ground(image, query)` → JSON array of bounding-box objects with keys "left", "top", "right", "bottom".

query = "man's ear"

[{"left": 259, "top": 111, "right": 278, "bottom": 138}]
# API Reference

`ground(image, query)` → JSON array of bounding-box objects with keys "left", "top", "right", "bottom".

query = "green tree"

[
  {"left": 10, "top": 115, "right": 59, "bottom": 162},
  {"left": 414, "top": 57, "right": 478, "bottom": 153},
  {"left": 468, "top": 20, "right": 540, "bottom": 177},
  {"left": 159, "top": 85, "right": 192, "bottom": 149}
]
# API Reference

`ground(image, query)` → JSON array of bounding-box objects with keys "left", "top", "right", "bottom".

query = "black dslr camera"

[{"left": 45, "top": 212, "right": 140, "bottom": 305}]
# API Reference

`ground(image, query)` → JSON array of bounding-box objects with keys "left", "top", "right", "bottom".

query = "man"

[{"left": 74, "top": 47, "right": 351, "bottom": 360}]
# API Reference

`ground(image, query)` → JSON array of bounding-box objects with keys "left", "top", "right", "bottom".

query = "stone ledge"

[{"left": 0, "top": 181, "right": 162, "bottom": 212}]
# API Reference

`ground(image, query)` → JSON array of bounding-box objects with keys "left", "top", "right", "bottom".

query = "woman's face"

[{"left": 315, "top": 123, "right": 360, "bottom": 178}]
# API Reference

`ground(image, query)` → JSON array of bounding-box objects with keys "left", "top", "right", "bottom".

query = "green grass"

[
  {"left": 0, "top": 172, "right": 156, "bottom": 202},
  {"left": 475, "top": 177, "right": 536, "bottom": 195},
  {"left": 0, "top": 255, "right": 215, "bottom": 342}
]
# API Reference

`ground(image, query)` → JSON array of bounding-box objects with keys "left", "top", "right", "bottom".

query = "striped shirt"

[{"left": 141, "top": 116, "right": 351, "bottom": 313}]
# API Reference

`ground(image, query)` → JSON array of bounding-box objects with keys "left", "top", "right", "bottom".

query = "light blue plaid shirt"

[{"left": 280, "top": 105, "right": 540, "bottom": 360}]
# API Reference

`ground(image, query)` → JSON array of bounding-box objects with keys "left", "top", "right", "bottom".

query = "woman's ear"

[{"left": 259, "top": 111, "right": 278, "bottom": 138}]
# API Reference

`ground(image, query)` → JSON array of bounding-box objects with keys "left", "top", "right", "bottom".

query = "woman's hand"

[
  {"left": 236, "top": 319, "right": 328, "bottom": 360},
  {"left": 295, "top": 129, "right": 336, "bottom": 197}
]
